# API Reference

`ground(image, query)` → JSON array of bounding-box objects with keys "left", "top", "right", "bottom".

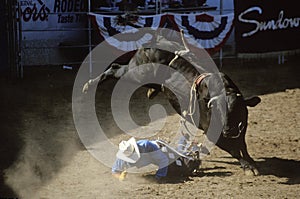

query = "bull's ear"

[{"left": 244, "top": 96, "right": 261, "bottom": 107}]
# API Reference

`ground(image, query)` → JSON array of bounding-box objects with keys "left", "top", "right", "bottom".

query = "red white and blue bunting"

[
  {"left": 89, "top": 12, "right": 234, "bottom": 53},
  {"left": 90, "top": 13, "right": 163, "bottom": 51},
  {"left": 173, "top": 13, "right": 234, "bottom": 50}
]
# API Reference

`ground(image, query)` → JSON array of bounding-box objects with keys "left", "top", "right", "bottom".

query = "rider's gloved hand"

[
  {"left": 112, "top": 171, "right": 127, "bottom": 181},
  {"left": 119, "top": 171, "right": 127, "bottom": 181}
]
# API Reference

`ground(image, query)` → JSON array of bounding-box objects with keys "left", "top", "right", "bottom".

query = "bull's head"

[
  {"left": 222, "top": 91, "right": 260, "bottom": 138},
  {"left": 199, "top": 73, "right": 261, "bottom": 138}
]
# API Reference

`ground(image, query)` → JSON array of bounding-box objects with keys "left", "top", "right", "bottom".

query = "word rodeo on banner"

[
  {"left": 53, "top": 0, "right": 86, "bottom": 23},
  {"left": 234, "top": 0, "right": 300, "bottom": 53},
  {"left": 89, "top": 12, "right": 234, "bottom": 54}
]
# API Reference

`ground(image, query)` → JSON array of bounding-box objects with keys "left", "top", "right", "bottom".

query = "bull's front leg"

[
  {"left": 227, "top": 148, "right": 259, "bottom": 176},
  {"left": 216, "top": 136, "right": 259, "bottom": 176},
  {"left": 147, "top": 87, "right": 160, "bottom": 99},
  {"left": 240, "top": 140, "right": 260, "bottom": 176},
  {"left": 224, "top": 148, "right": 256, "bottom": 175},
  {"left": 146, "top": 83, "right": 166, "bottom": 99}
]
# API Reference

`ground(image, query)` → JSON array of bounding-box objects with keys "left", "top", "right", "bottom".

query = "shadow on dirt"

[
  {"left": 204, "top": 157, "right": 300, "bottom": 185},
  {"left": 256, "top": 157, "right": 300, "bottom": 185},
  {"left": 143, "top": 174, "right": 190, "bottom": 184},
  {"left": 205, "top": 159, "right": 241, "bottom": 166},
  {"left": 200, "top": 166, "right": 233, "bottom": 177},
  {"left": 198, "top": 171, "right": 233, "bottom": 177},
  {"left": 142, "top": 166, "right": 233, "bottom": 184}
]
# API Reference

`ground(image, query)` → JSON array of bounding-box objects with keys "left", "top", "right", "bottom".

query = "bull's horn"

[{"left": 207, "top": 95, "right": 220, "bottom": 108}]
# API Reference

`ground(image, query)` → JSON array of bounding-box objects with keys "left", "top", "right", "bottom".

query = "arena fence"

[{"left": 5, "top": 0, "right": 299, "bottom": 78}]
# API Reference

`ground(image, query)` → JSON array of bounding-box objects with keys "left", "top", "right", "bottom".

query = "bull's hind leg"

[{"left": 82, "top": 63, "right": 128, "bottom": 93}]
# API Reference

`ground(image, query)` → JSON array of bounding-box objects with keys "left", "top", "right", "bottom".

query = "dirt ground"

[{"left": 0, "top": 57, "right": 299, "bottom": 199}]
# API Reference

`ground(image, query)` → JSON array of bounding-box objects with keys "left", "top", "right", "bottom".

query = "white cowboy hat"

[{"left": 116, "top": 137, "right": 140, "bottom": 163}]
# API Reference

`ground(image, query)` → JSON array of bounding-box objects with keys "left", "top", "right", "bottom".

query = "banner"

[
  {"left": 90, "top": 12, "right": 234, "bottom": 54},
  {"left": 234, "top": 0, "right": 300, "bottom": 53},
  {"left": 90, "top": 13, "right": 163, "bottom": 51},
  {"left": 18, "top": 0, "right": 88, "bottom": 65},
  {"left": 19, "top": 0, "right": 87, "bottom": 40},
  {"left": 173, "top": 13, "right": 234, "bottom": 51}
]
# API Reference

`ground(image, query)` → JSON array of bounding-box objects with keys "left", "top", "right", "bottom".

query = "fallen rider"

[
  {"left": 111, "top": 135, "right": 201, "bottom": 182},
  {"left": 112, "top": 137, "right": 169, "bottom": 182}
]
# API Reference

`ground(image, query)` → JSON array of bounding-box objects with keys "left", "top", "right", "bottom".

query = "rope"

[
  {"left": 180, "top": 73, "right": 212, "bottom": 139},
  {"left": 179, "top": 80, "right": 199, "bottom": 139},
  {"left": 168, "top": 29, "right": 190, "bottom": 67}
]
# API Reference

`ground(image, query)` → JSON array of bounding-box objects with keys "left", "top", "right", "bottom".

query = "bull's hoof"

[
  {"left": 147, "top": 88, "right": 159, "bottom": 99},
  {"left": 82, "top": 82, "right": 89, "bottom": 93},
  {"left": 244, "top": 167, "right": 260, "bottom": 176},
  {"left": 252, "top": 168, "right": 260, "bottom": 176}
]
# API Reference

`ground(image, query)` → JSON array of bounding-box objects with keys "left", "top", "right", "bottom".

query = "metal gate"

[
  {"left": 7, "top": 0, "right": 236, "bottom": 78},
  {"left": 2, "top": 0, "right": 22, "bottom": 78}
]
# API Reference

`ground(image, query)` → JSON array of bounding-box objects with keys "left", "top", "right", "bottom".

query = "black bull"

[{"left": 82, "top": 38, "right": 261, "bottom": 175}]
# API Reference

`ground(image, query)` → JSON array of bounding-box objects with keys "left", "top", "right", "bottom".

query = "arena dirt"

[{"left": 0, "top": 59, "right": 299, "bottom": 198}]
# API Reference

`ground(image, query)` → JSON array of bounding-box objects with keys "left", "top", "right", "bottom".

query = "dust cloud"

[{"left": 2, "top": 70, "right": 82, "bottom": 198}]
